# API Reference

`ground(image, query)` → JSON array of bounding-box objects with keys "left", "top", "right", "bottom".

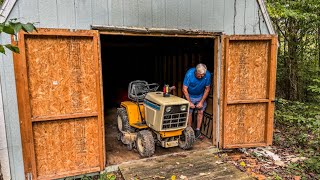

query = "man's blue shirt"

[{"left": 183, "top": 67, "right": 211, "bottom": 99}]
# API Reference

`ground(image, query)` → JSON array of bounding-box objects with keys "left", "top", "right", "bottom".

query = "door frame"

[{"left": 95, "top": 26, "right": 221, "bottom": 146}]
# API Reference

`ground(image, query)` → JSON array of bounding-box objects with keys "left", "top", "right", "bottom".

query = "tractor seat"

[
  {"left": 128, "top": 80, "right": 159, "bottom": 102},
  {"left": 128, "top": 80, "right": 149, "bottom": 102}
]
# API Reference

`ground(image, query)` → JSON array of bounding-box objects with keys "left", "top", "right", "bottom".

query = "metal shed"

[{"left": 0, "top": 0, "right": 277, "bottom": 179}]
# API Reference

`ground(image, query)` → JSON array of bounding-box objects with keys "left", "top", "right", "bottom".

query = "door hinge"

[{"left": 26, "top": 172, "right": 32, "bottom": 180}]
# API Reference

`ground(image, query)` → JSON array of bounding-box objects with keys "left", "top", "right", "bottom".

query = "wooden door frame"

[
  {"left": 220, "top": 35, "right": 278, "bottom": 148},
  {"left": 13, "top": 28, "right": 105, "bottom": 179},
  {"left": 97, "top": 28, "right": 220, "bottom": 147}
]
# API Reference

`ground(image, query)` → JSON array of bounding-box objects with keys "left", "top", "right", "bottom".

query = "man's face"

[{"left": 195, "top": 72, "right": 205, "bottom": 79}]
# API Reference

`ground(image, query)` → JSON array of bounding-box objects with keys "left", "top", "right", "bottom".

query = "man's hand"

[
  {"left": 196, "top": 101, "right": 203, "bottom": 109},
  {"left": 190, "top": 102, "right": 195, "bottom": 109}
]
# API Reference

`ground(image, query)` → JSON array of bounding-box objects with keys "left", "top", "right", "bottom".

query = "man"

[{"left": 182, "top": 63, "right": 211, "bottom": 139}]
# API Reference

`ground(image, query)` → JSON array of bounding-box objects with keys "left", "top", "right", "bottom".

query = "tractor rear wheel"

[
  {"left": 136, "top": 130, "right": 155, "bottom": 157},
  {"left": 117, "top": 108, "right": 135, "bottom": 133},
  {"left": 178, "top": 127, "right": 195, "bottom": 150}
]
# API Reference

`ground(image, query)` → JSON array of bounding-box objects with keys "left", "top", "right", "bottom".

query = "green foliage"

[
  {"left": 308, "top": 78, "right": 320, "bottom": 101},
  {"left": 266, "top": 0, "right": 320, "bottom": 102},
  {"left": 65, "top": 172, "right": 117, "bottom": 180},
  {"left": 0, "top": 18, "right": 37, "bottom": 54},
  {"left": 274, "top": 99, "right": 320, "bottom": 179},
  {"left": 271, "top": 172, "right": 283, "bottom": 180}
]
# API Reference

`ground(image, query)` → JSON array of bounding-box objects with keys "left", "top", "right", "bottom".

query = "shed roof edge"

[{"left": 0, "top": 0, "right": 17, "bottom": 23}]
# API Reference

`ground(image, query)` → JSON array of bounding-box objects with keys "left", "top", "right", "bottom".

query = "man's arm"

[
  {"left": 199, "top": 86, "right": 210, "bottom": 104},
  {"left": 182, "top": 85, "right": 190, "bottom": 101},
  {"left": 183, "top": 85, "right": 196, "bottom": 109}
]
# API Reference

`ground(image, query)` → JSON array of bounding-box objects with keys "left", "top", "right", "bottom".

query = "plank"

[
  {"left": 38, "top": 0, "right": 58, "bottom": 27},
  {"left": 57, "top": 0, "right": 76, "bottom": 29},
  {"left": 92, "top": 0, "right": 108, "bottom": 25},
  {"left": 108, "top": 0, "right": 124, "bottom": 26},
  {"left": 75, "top": 0, "right": 92, "bottom": 29},
  {"left": 235, "top": 0, "right": 246, "bottom": 34},
  {"left": 165, "top": 0, "right": 178, "bottom": 28},
  {"left": 138, "top": 0, "right": 152, "bottom": 27},
  {"left": 212, "top": 0, "right": 224, "bottom": 32},
  {"left": 177, "top": 0, "right": 191, "bottom": 29},
  {"left": 245, "top": 0, "right": 256, "bottom": 34},
  {"left": 152, "top": 0, "right": 166, "bottom": 27},
  {"left": 18, "top": 0, "right": 39, "bottom": 24},
  {"left": 201, "top": 0, "right": 214, "bottom": 31},
  {"left": 123, "top": 0, "right": 138, "bottom": 27},
  {"left": 119, "top": 147, "right": 254, "bottom": 180},
  {"left": 223, "top": 0, "right": 235, "bottom": 34},
  {"left": 190, "top": 0, "right": 201, "bottom": 29}
]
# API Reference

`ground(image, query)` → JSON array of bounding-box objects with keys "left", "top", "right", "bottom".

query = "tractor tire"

[
  {"left": 136, "top": 130, "right": 155, "bottom": 157},
  {"left": 117, "top": 108, "right": 135, "bottom": 133},
  {"left": 178, "top": 127, "right": 195, "bottom": 150}
]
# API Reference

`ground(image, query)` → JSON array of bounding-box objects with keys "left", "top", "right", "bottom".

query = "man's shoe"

[{"left": 195, "top": 129, "right": 201, "bottom": 139}]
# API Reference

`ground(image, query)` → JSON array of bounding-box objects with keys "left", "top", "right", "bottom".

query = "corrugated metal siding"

[
  {"left": 0, "top": 3, "right": 26, "bottom": 180},
  {"left": 8, "top": 0, "right": 270, "bottom": 34},
  {"left": 0, "top": 34, "right": 25, "bottom": 180},
  {"left": 0, "top": 51, "right": 11, "bottom": 180}
]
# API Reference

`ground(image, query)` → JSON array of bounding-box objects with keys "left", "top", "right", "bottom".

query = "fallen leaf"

[
  {"left": 294, "top": 176, "right": 301, "bottom": 180},
  {"left": 240, "top": 161, "right": 246, "bottom": 167},
  {"left": 229, "top": 154, "right": 242, "bottom": 161},
  {"left": 255, "top": 174, "right": 266, "bottom": 180},
  {"left": 188, "top": 164, "right": 193, "bottom": 167},
  {"left": 171, "top": 175, "right": 176, "bottom": 180},
  {"left": 180, "top": 175, "right": 188, "bottom": 180},
  {"left": 274, "top": 160, "right": 286, "bottom": 167},
  {"left": 289, "top": 157, "right": 306, "bottom": 163},
  {"left": 215, "top": 161, "right": 224, "bottom": 164},
  {"left": 152, "top": 175, "right": 165, "bottom": 179},
  {"left": 176, "top": 162, "right": 180, "bottom": 165}
]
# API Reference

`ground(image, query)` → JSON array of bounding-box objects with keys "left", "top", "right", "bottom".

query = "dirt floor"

[{"left": 104, "top": 108, "right": 214, "bottom": 166}]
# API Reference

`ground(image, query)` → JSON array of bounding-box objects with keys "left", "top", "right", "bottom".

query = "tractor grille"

[{"left": 162, "top": 112, "right": 187, "bottom": 130}]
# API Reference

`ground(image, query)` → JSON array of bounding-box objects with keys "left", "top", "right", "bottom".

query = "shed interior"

[{"left": 100, "top": 34, "right": 216, "bottom": 165}]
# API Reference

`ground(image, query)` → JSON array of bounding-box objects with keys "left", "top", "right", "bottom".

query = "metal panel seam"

[{"left": 0, "top": 56, "right": 12, "bottom": 180}]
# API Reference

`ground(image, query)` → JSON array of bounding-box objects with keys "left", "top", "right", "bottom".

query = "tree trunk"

[
  {"left": 318, "top": 25, "right": 320, "bottom": 76},
  {"left": 286, "top": 20, "right": 299, "bottom": 101}
]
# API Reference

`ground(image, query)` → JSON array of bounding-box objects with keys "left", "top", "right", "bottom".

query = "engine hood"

[{"left": 145, "top": 92, "right": 189, "bottom": 106}]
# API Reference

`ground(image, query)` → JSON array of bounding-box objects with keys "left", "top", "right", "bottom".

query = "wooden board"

[
  {"left": 33, "top": 118, "right": 100, "bottom": 179},
  {"left": 13, "top": 28, "right": 104, "bottom": 179},
  {"left": 26, "top": 36, "right": 98, "bottom": 118},
  {"left": 119, "top": 147, "right": 254, "bottom": 180},
  {"left": 221, "top": 35, "right": 277, "bottom": 149}
]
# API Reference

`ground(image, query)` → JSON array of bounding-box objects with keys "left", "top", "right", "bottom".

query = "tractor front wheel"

[
  {"left": 136, "top": 130, "right": 155, "bottom": 157},
  {"left": 178, "top": 127, "right": 195, "bottom": 150}
]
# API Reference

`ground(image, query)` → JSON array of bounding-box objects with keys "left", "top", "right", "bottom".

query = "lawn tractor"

[{"left": 117, "top": 80, "right": 195, "bottom": 157}]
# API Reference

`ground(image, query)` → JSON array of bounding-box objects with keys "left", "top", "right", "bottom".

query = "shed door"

[
  {"left": 13, "top": 29, "right": 104, "bottom": 179},
  {"left": 221, "top": 35, "right": 277, "bottom": 148}
]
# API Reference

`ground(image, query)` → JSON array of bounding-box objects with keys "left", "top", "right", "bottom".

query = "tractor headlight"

[
  {"left": 165, "top": 106, "right": 172, "bottom": 113},
  {"left": 180, "top": 105, "right": 187, "bottom": 111}
]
